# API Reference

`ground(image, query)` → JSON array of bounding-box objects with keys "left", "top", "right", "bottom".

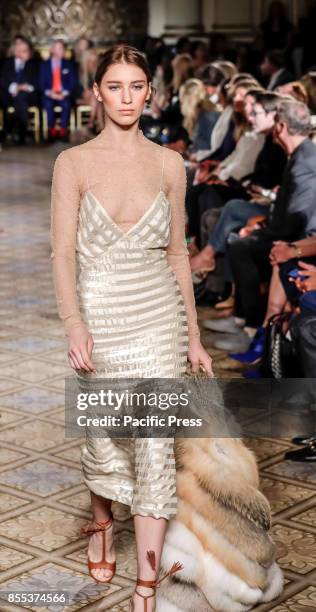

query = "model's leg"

[
  {"left": 131, "top": 515, "right": 168, "bottom": 611},
  {"left": 130, "top": 437, "right": 177, "bottom": 610},
  {"left": 88, "top": 492, "right": 115, "bottom": 582}
]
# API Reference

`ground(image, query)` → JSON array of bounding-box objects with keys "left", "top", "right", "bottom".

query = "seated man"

[
  {"left": 40, "top": 40, "right": 78, "bottom": 141},
  {"left": 273, "top": 258, "right": 316, "bottom": 462},
  {"left": 205, "top": 99, "right": 316, "bottom": 340},
  {"left": 0, "top": 37, "right": 40, "bottom": 144},
  {"left": 190, "top": 91, "right": 286, "bottom": 272}
]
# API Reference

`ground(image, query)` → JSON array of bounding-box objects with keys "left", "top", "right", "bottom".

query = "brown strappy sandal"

[
  {"left": 80, "top": 515, "right": 116, "bottom": 584},
  {"left": 129, "top": 549, "right": 183, "bottom": 611}
]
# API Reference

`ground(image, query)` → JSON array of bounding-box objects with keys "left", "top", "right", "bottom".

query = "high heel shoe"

[
  {"left": 80, "top": 514, "right": 116, "bottom": 584},
  {"left": 129, "top": 549, "right": 183, "bottom": 611}
]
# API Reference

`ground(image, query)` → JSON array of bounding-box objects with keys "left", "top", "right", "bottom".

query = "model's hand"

[
  {"left": 187, "top": 336, "right": 213, "bottom": 376},
  {"left": 67, "top": 323, "right": 96, "bottom": 372}
]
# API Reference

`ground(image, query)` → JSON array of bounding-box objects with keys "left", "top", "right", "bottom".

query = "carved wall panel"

[{"left": 0, "top": 0, "right": 147, "bottom": 45}]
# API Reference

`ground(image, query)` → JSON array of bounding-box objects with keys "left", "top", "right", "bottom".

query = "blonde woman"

[
  {"left": 74, "top": 38, "right": 104, "bottom": 131},
  {"left": 179, "top": 78, "right": 220, "bottom": 151}
]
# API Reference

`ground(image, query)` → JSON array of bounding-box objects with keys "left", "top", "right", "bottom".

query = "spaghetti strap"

[{"left": 160, "top": 147, "right": 165, "bottom": 192}]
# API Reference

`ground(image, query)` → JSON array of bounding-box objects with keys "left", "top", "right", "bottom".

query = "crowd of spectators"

[
  {"left": 0, "top": 35, "right": 102, "bottom": 143},
  {"left": 1, "top": 0, "right": 316, "bottom": 460}
]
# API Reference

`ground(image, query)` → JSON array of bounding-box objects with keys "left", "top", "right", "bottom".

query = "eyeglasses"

[{"left": 250, "top": 109, "right": 266, "bottom": 117}]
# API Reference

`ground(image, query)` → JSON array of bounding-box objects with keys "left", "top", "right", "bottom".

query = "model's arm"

[
  {"left": 166, "top": 152, "right": 201, "bottom": 340},
  {"left": 50, "top": 150, "right": 85, "bottom": 336}
]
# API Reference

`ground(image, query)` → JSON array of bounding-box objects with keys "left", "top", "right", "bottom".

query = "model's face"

[{"left": 93, "top": 63, "right": 151, "bottom": 126}]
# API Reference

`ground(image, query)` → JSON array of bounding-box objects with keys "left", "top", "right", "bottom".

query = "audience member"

[
  {"left": 186, "top": 81, "right": 265, "bottom": 254},
  {"left": 179, "top": 78, "right": 220, "bottom": 152},
  {"left": 276, "top": 80, "right": 308, "bottom": 104},
  {"left": 74, "top": 37, "right": 102, "bottom": 131},
  {"left": 0, "top": 38, "right": 40, "bottom": 144},
  {"left": 40, "top": 39, "right": 78, "bottom": 141},
  {"left": 190, "top": 40, "right": 209, "bottom": 75},
  {"left": 190, "top": 91, "right": 287, "bottom": 273},
  {"left": 210, "top": 101, "right": 316, "bottom": 349},
  {"left": 260, "top": 50, "right": 294, "bottom": 90},
  {"left": 259, "top": 1, "right": 294, "bottom": 52}
]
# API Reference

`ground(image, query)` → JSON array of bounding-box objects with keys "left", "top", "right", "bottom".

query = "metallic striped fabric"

[{"left": 77, "top": 189, "right": 189, "bottom": 519}]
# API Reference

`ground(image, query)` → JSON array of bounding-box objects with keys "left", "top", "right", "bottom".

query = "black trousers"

[
  {"left": 5, "top": 91, "right": 38, "bottom": 135},
  {"left": 290, "top": 312, "right": 316, "bottom": 377},
  {"left": 229, "top": 232, "right": 273, "bottom": 326}
]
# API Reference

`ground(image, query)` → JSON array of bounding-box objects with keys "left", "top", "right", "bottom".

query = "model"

[{"left": 50, "top": 43, "right": 213, "bottom": 612}]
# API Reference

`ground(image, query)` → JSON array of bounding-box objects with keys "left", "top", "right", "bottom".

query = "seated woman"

[
  {"left": 178, "top": 77, "right": 220, "bottom": 152},
  {"left": 150, "top": 52, "right": 193, "bottom": 126},
  {"left": 186, "top": 80, "right": 265, "bottom": 262},
  {"left": 74, "top": 37, "right": 103, "bottom": 131},
  {"left": 190, "top": 91, "right": 286, "bottom": 272}
]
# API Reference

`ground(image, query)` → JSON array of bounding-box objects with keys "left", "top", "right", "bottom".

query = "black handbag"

[{"left": 261, "top": 312, "right": 302, "bottom": 378}]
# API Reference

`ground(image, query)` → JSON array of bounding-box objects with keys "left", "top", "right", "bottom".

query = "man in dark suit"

[
  {"left": 260, "top": 50, "right": 293, "bottom": 91},
  {"left": 40, "top": 40, "right": 77, "bottom": 141},
  {"left": 0, "top": 38, "right": 40, "bottom": 144},
  {"left": 229, "top": 99, "right": 316, "bottom": 330}
]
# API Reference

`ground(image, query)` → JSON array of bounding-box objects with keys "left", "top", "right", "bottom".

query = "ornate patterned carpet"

[{"left": 0, "top": 144, "right": 315, "bottom": 611}]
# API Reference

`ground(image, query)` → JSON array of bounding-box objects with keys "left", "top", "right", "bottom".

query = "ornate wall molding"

[{"left": 0, "top": 0, "right": 147, "bottom": 45}]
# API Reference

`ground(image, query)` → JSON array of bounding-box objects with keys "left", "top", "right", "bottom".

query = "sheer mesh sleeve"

[
  {"left": 50, "top": 150, "right": 84, "bottom": 336},
  {"left": 166, "top": 151, "right": 200, "bottom": 340}
]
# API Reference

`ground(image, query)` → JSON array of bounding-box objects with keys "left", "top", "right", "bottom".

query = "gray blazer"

[{"left": 266, "top": 138, "right": 316, "bottom": 240}]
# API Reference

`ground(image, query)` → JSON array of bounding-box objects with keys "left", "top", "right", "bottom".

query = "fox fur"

[{"left": 157, "top": 437, "right": 283, "bottom": 612}]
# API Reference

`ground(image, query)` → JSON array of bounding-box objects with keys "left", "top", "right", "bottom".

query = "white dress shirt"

[
  {"left": 218, "top": 131, "right": 265, "bottom": 181},
  {"left": 8, "top": 57, "right": 34, "bottom": 95}
]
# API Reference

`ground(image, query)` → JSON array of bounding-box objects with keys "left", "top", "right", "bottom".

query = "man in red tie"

[{"left": 40, "top": 40, "right": 78, "bottom": 141}]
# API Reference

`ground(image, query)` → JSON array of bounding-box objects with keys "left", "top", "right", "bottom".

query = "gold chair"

[
  {"left": 42, "top": 105, "right": 76, "bottom": 139},
  {"left": 7, "top": 105, "right": 41, "bottom": 143},
  {"left": 76, "top": 104, "right": 93, "bottom": 130}
]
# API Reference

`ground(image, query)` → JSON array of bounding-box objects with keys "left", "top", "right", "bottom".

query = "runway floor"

[{"left": 0, "top": 143, "right": 315, "bottom": 610}]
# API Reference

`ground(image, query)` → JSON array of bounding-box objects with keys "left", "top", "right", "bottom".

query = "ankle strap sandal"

[
  {"left": 80, "top": 514, "right": 116, "bottom": 584},
  {"left": 129, "top": 549, "right": 183, "bottom": 611}
]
